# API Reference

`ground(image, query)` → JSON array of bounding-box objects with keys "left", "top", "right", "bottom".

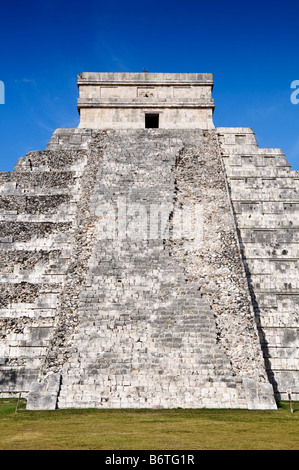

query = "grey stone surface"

[
  {"left": 0, "top": 72, "right": 297, "bottom": 409},
  {"left": 26, "top": 373, "right": 61, "bottom": 410}
]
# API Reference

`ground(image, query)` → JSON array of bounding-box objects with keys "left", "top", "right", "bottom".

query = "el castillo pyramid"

[{"left": 0, "top": 72, "right": 298, "bottom": 410}]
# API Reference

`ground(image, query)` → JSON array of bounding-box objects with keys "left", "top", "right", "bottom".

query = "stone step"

[
  {"left": 0, "top": 221, "right": 73, "bottom": 243},
  {"left": 0, "top": 194, "right": 71, "bottom": 215},
  {"left": 14, "top": 149, "right": 86, "bottom": 170}
]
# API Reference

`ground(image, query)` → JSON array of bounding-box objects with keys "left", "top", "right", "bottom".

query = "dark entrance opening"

[{"left": 145, "top": 114, "right": 159, "bottom": 128}]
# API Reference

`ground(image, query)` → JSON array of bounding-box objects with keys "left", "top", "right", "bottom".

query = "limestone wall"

[
  {"left": 77, "top": 73, "right": 215, "bottom": 130},
  {"left": 78, "top": 107, "right": 214, "bottom": 130},
  {"left": 218, "top": 127, "right": 299, "bottom": 400}
]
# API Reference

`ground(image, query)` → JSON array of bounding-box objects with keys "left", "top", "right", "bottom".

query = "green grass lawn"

[{"left": 0, "top": 399, "right": 298, "bottom": 450}]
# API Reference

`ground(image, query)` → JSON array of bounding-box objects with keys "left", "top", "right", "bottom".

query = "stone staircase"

[
  {"left": 55, "top": 129, "right": 274, "bottom": 409},
  {"left": 58, "top": 239, "right": 246, "bottom": 409}
]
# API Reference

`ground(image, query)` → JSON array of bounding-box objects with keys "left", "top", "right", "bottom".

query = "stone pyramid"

[{"left": 0, "top": 72, "right": 297, "bottom": 410}]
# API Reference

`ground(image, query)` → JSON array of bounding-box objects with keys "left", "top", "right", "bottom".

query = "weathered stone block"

[{"left": 26, "top": 373, "right": 61, "bottom": 410}]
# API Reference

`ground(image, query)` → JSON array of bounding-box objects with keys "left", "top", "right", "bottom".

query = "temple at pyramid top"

[{"left": 77, "top": 72, "right": 215, "bottom": 129}]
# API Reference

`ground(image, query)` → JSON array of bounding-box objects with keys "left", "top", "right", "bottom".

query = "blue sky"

[{"left": 0, "top": 0, "right": 299, "bottom": 170}]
